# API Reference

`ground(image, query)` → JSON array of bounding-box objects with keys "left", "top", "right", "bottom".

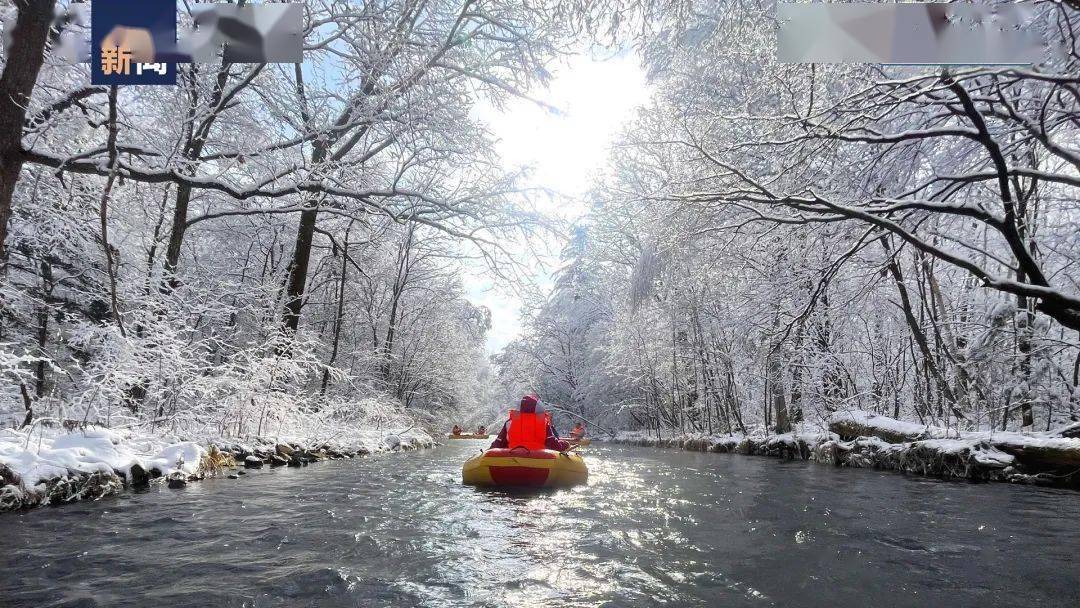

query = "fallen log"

[
  {"left": 992, "top": 436, "right": 1080, "bottom": 468},
  {"left": 829, "top": 411, "right": 1080, "bottom": 472},
  {"left": 828, "top": 410, "right": 945, "bottom": 443}
]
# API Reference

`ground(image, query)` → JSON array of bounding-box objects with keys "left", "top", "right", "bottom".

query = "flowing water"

[{"left": 3, "top": 442, "right": 1079, "bottom": 607}]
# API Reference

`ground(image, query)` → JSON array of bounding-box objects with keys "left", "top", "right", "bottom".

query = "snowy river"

[{"left": 3, "top": 442, "right": 1079, "bottom": 607}]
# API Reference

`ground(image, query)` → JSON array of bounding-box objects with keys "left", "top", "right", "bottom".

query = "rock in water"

[
  {"left": 237, "top": 470, "right": 247, "bottom": 475},
  {"left": 227, "top": 474, "right": 239, "bottom": 480},
  {"left": 44, "top": 476, "right": 76, "bottom": 504},
  {"left": 128, "top": 464, "right": 150, "bottom": 488},
  {"left": 276, "top": 443, "right": 294, "bottom": 457},
  {"left": 244, "top": 455, "right": 264, "bottom": 469},
  {"left": 228, "top": 445, "right": 250, "bottom": 460},
  {"left": 0, "top": 484, "right": 25, "bottom": 511},
  {"left": 167, "top": 474, "right": 187, "bottom": 489},
  {"left": 81, "top": 472, "right": 123, "bottom": 500},
  {"left": 0, "top": 463, "right": 20, "bottom": 487}
]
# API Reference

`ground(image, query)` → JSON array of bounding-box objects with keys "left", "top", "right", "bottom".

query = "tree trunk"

[
  {"left": 0, "top": 0, "right": 56, "bottom": 256},
  {"left": 769, "top": 354, "right": 790, "bottom": 434},
  {"left": 789, "top": 322, "right": 805, "bottom": 424},
  {"left": 321, "top": 222, "right": 354, "bottom": 394},
  {"left": 99, "top": 86, "right": 125, "bottom": 337},
  {"left": 19, "top": 382, "right": 34, "bottom": 429},
  {"left": 280, "top": 63, "right": 327, "bottom": 337},
  {"left": 281, "top": 203, "right": 320, "bottom": 334},
  {"left": 1073, "top": 332, "right": 1079, "bottom": 389},
  {"left": 380, "top": 222, "right": 415, "bottom": 379},
  {"left": 1014, "top": 176, "right": 1036, "bottom": 430},
  {"left": 162, "top": 182, "right": 194, "bottom": 288},
  {"left": 882, "top": 238, "right": 958, "bottom": 417},
  {"left": 35, "top": 258, "right": 52, "bottom": 397},
  {"left": 161, "top": 60, "right": 260, "bottom": 289}
]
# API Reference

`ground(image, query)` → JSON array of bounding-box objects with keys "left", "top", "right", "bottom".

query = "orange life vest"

[{"left": 507, "top": 409, "right": 549, "bottom": 450}]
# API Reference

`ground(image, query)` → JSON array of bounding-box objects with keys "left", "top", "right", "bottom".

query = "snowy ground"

[
  {"left": 604, "top": 410, "right": 1080, "bottom": 488},
  {"left": 0, "top": 423, "right": 435, "bottom": 511}
]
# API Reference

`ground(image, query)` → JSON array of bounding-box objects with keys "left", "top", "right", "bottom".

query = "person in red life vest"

[
  {"left": 451, "top": 424, "right": 462, "bottom": 436},
  {"left": 570, "top": 422, "right": 586, "bottom": 440},
  {"left": 490, "top": 393, "right": 569, "bottom": 451}
]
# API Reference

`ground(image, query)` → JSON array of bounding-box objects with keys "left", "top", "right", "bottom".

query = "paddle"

[{"left": 543, "top": 404, "right": 617, "bottom": 439}]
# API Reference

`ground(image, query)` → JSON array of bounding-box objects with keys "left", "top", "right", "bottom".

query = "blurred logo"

[
  {"left": 7, "top": 2, "right": 303, "bottom": 83},
  {"left": 100, "top": 44, "right": 132, "bottom": 76},
  {"left": 777, "top": 3, "right": 1043, "bottom": 64},
  {"left": 91, "top": 1, "right": 176, "bottom": 85}
]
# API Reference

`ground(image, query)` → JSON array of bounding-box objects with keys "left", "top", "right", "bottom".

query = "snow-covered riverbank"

[
  {"left": 0, "top": 425, "right": 435, "bottom": 512},
  {"left": 606, "top": 410, "right": 1080, "bottom": 489}
]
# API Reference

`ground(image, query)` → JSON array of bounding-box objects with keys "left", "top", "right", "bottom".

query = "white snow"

[
  {"left": 146, "top": 442, "right": 206, "bottom": 477},
  {"left": 912, "top": 438, "right": 1016, "bottom": 465},
  {"left": 0, "top": 427, "right": 144, "bottom": 487},
  {"left": 0, "top": 427, "right": 233, "bottom": 489},
  {"left": 609, "top": 429, "right": 835, "bottom": 453},
  {"left": 382, "top": 434, "right": 402, "bottom": 450},
  {"left": 609, "top": 410, "right": 1080, "bottom": 481},
  {"left": 829, "top": 410, "right": 948, "bottom": 439},
  {"left": 0, "top": 422, "right": 435, "bottom": 509}
]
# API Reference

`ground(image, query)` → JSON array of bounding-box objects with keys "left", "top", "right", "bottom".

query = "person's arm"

[
  {"left": 545, "top": 422, "right": 569, "bottom": 451},
  {"left": 489, "top": 422, "right": 509, "bottom": 448}
]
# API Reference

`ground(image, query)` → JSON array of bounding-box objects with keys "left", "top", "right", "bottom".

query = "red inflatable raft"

[{"left": 461, "top": 447, "right": 588, "bottom": 488}]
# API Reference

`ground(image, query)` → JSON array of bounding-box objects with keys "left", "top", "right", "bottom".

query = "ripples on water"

[{"left": 2, "top": 443, "right": 1079, "bottom": 607}]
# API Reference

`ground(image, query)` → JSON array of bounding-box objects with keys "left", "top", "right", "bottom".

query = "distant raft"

[
  {"left": 462, "top": 447, "right": 588, "bottom": 488},
  {"left": 447, "top": 433, "right": 490, "bottom": 440},
  {"left": 566, "top": 438, "right": 591, "bottom": 446}
]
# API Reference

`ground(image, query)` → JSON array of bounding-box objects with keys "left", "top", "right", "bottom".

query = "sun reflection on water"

[{"left": 395, "top": 449, "right": 706, "bottom": 606}]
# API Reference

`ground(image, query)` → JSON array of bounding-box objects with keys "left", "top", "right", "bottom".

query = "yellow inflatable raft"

[
  {"left": 447, "top": 433, "right": 490, "bottom": 440},
  {"left": 462, "top": 447, "right": 588, "bottom": 488}
]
